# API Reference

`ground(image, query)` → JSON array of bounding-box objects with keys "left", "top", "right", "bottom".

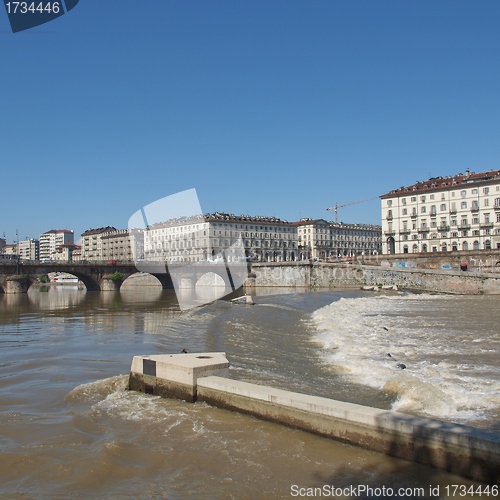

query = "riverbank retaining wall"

[{"left": 246, "top": 262, "right": 500, "bottom": 294}]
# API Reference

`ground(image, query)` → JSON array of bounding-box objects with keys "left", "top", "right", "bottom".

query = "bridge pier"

[
  {"left": 5, "top": 275, "right": 29, "bottom": 294},
  {"left": 100, "top": 275, "right": 123, "bottom": 291}
]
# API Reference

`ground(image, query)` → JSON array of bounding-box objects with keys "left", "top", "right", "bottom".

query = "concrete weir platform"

[
  {"left": 129, "top": 353, "right": 500, "bottom": 484},
  {"left": 128, "top": 352, "right": 229, "bottom": 402}
]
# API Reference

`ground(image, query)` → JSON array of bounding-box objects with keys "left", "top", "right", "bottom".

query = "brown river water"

[{"left": 0, "top": 285, "right": 499, "bottom": 498}]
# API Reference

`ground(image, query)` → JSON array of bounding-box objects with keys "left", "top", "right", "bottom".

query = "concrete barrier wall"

[
  {"left": 197, "top": 376, "right": 500, "bottom": 484},
  {"left": 128, "top": 353, "right": 500, "bottom": 484},
  {"left": 247, "top": 262, "right": 500, "bottom": 294}
]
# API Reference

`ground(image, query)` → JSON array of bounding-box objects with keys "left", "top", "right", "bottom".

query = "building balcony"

[
  {"left": 460, "top": 224, "right": 471, "bottom": 230},
  {"left": 418, "top": 227, "right": 430, "bottom": 233},
  {"left": 386, "top": 215, "right": 393, "bottom": 221},
  {"left": 480, "top": 222, "right": 494, "bottom": 228},
  {"left": 449, "top": 209, "right": 457, "bottom": 214},
  {"left": 439, "top": 225, "right": 450, "bottom": 231},
  {"left": 410, "top": 213, "right": 418, "bottom": 219},
  {"left": 470, "top": 206, "right": 479, "bottom": 212},
  {"left": 399, "top": 229, "right": 411, "bottom": 234},
  {"left": 384, "top": 231, "right": 395, "bottom": 236}
]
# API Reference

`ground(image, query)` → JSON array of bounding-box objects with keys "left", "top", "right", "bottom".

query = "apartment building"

[
  {"left": 2, "top": 243, "right": 18, "bottom": 255},
  {"left": 381, "top": 169, "right": 500, "bottom": 254},
  {"left": 295, "top": 219, "right": 331, "bottom": 260},
  {"left": 80, "top": 227, "right": 116, "bottom": 261},
  {"left": 18, "top": 239, "right": 39, "bottom": 261},
  {"left": 330, "top": 222, "right": 382, "bottom": 257},
  {"left": 39, "top": 229, "right": 74, "bottom": 260},
  {"left": 101, "top": 229, "right": 142, "bottom": 262},
  {"left": 53, "top": 243, "right": 81, "bottom": 261},
  {"left": 295, "top": 218, "right": 382, "bottom": 259},
  {"left": 141, "top": 212, "right": 298, "bottom": 263}
]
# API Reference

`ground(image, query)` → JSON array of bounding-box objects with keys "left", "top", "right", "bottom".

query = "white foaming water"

[{"left": 311, "top": 293, "right": 500, "bottom": 423}]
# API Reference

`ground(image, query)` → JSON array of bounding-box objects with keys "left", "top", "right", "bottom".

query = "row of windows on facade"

[
  {"left": 400, "top": 228, "right": 498, "bottom": 240},
  {"left": 403, "top": 241, "right": 499, "bottom": 253},
  {"left": 145, "top": 224, "right": 378, "bottom": 236},
  {"left": 391, "top": 212, "right": 500, "bottom": 232},
  {"left": 145, "top": 231, "right": 295, "bottom": 241},
  {"left": 146, "top": 224, "right": 295, "bottom": 234},
  {"left": 298, "top": 228, "right": 379, "bottom": 236},
  {"left": 299, "top": 235, "right": 380, "bottom": 242},
  {"left": 386, "top": 186, "right": 500, "bottom": 206},
  {"left": 387, "top": 199, "right": 500, "bottom": 218},
  {"left": 148, "top": 240, "right": 298, "bottom": 249}
]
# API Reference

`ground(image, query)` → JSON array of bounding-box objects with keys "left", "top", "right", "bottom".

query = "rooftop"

[{"left": 381, "top": 169, "right": 500, "bottom": 198}]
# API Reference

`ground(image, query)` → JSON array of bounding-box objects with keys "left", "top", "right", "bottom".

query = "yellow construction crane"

[{"left": 326, "top": 196, "right": 379, "bottom": 223}]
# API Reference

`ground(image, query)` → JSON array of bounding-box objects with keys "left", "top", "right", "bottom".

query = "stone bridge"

[{"left": 0, "top": 261, "right": 250, "bottom": 294}]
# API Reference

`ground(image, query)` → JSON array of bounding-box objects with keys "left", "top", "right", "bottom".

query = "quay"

[
  {"left": 129, "top": 352, "right": 500, "bottom": 484},
  {"left": 3, "top": 249, "right": 500, "bottom": 294}
]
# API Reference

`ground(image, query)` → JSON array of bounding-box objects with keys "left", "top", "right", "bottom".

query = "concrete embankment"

[
  {"left": 129, "top": 353, "right": 500, "bottom": 484},
  {"left": 246, "top": 262, "right": 500, "bottom": 294}
]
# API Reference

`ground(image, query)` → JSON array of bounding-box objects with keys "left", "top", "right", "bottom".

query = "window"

[
  {"left": 440, "top": 204, "right": 446, "bottom": 211},
  {"left": 461, "top": 190, "right": 467, "bottom": 197},
  {"left": 411, "top": 196, "right": 416, "bottom": 202},
  {"left": 472, "top": 188, "right": 478, "bottom": 194},
  {"left": 402, "top": 208, "right": 407, "bottom": 215},
  {"left": 484, "top": 199, "right": 490, "bottom": 207},
  {"left": 387, "top": 200, "right": 392, "bottom": 207},
  {"left": 421, "top": 206, "right": 426, "bottom": 213},
  {"left": 484, "top": 187, "right": 490, "bottom": 194},
  {"left": 461, "top": 201, "right": 467, "bottom": 209},
  {"left": 421, "top": 196, "right": 426, "bottom": 202}
]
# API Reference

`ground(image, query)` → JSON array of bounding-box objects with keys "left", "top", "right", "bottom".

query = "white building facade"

[
  {"left": 296, "top": 218, "right": 382, "bottom": 260},
  {"left": 141, "top": 213, "right": 298, "bottom": 264},
  {"left": 18, "top": 239, "right": 39, "bottom": 261},
  {"left": 381, "top": 169, "right": 500, "bottom": 254},
  {"left": 39, "top": 230, "right": 74, "bottom": 260},
  {"left": 330, "top": 222, "right": 382, "bottom": 257}
]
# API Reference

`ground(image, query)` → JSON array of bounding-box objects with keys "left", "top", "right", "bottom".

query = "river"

[{"left": 0, "top": 285, "right": 499, "bottom": 498}]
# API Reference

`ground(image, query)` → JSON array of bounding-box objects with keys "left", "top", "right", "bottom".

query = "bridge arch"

[
  {"left": 195, "top": 271, "right": 228, "bottom": 288},
  {"left": 55, "top": 271, "right": 101, "bottom": 291}
]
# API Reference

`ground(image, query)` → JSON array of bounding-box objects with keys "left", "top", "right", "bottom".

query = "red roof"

[{"left": 381, "top": 169, "right": 500, "bottom": 198}]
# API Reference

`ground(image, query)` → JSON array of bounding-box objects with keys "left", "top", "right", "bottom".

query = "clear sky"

[{"left": 2, "top": 0, "right": 500, "bottom": 243}]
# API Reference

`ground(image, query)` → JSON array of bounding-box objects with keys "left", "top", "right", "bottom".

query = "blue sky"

[{"left": 2, "top": 0, "right": 500, "bottom": 243}]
